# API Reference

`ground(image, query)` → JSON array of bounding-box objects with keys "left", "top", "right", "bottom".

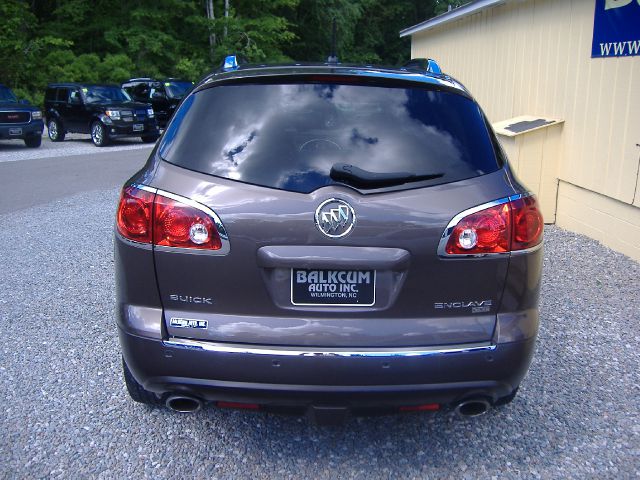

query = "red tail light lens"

[
  {"left": 399, "top": 403, "right": 440, "bottom": 412},
  {"left": 446, "top": 203, "right": 511, "bottom": 255},
  {"left": 154, "top": 195, "right": 222, "bottom": 250},
  {"left": 444, "top": 195, "right": 543, "bottom": 255},
  {"left": 511, "top": 196, "right": 543, "bottom": 250},
  {"left": 116, "top": 186, "right": 154, "bottom": 243},
  {"left": 116, "top": 185, "right": 223, "bottom": 251}
]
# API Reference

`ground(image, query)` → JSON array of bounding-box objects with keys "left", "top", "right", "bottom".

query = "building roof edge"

[{"left": 399, "top": 0, "right": 509, "bottom": 38}]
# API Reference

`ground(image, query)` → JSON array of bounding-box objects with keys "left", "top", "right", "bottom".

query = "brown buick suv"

[{"left": 114, "top": 56, "right": 543, "bottom": 424}]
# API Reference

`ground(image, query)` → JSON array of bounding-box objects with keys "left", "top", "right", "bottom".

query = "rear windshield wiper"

[{"left": 330, "top": 163, "right": 444, "bottom": 189}]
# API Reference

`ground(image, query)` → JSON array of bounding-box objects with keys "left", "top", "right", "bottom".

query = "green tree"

[
  {"left": 283, "top": 0, "right": 438, "bottom": 65},
  {"left": 434, "top": 1, "right": 470, "bottom": 16},
  {"left": 0, "top": 0, "right": 36, "bottom": 86},
  {"left": 0, "top": 0, "right": 463, "bottom": 107},
  {"left": 350, "top": 0, "right": 436, "bottom": 65},
  {"left": 0, "top": 0, "right": 73, "bottom": 104},
  {"left": 207, "top": 0, "right": 299, "bottom": 64},
  {"left": 285, "top": 0, "right": 369, "bottom": 62}
]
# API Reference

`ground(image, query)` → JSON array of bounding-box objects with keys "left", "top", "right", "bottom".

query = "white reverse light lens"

[
  {"left": 189, "top": 223, "right": 209, "bottom": 244},
  {"left": 458, "top": 228, "right": 478, "bottom": 250}
]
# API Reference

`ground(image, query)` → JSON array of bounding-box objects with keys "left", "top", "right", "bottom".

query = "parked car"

[
  {"left": 44, "top": 83, "right": 160, "bottom": 147},
  {"left": 0, "top": 84, "right": 44, "bottom": 148},
  {"left": 115, "top": 56, "right": 543, "bottom": 424},
  {"left": 121, "top": 78, "right": 193, "bottom": 128}
]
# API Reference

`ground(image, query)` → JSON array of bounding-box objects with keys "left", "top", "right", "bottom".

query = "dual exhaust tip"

[
  {"left": 454, "top": 398, "right": 491, "bottom": 417},
  {"left": 165, "top": 394, "right": 202, "bottom": 413}
]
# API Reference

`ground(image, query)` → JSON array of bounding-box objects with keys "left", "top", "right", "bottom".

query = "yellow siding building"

[{"left": 401, "top": 0, "right": 640, "bottom": 261}]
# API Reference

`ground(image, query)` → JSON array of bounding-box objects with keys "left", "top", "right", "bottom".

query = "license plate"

[
  {"left": 9, "top": 128, "right": 22, "bottom": 135},
  {"left": 291, "top": 269, "right": 376, "bottom": 306},
  {"left": 133, "top": 124, "right": 144, "bottom": 131}
]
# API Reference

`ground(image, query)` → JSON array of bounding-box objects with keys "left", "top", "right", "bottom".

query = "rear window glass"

[{"left": 159, "top": 83, "right": 499, "bottom": 193}]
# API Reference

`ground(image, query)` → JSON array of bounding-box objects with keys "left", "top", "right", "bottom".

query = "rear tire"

[
  {"left": 91, "top": 121, "right": 109, "bottom": 147},
  {"left": 140, "top": 134, "right": 159, "bottom": 143},
  {"left": 122, "top": 357, "right": 163, "bottom": 406},
  {"left": 24, "top": 135, "right": 42, "bottom": 148},
  {"left": 47, "top": 118, "right": 65, "bottom": 142}
]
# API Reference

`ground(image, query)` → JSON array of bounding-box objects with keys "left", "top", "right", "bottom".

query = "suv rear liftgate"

[{"left": 115, "top": 65, "right": 542, "bottom": 421}]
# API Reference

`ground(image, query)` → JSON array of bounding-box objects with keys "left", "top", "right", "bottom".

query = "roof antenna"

[{"left": 327, "top": 18, "right": 339, "bottom": 63}]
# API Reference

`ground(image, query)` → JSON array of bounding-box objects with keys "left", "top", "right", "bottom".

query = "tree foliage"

[{"left": 2, "top": 0, "right": 467, "bottom": 105}]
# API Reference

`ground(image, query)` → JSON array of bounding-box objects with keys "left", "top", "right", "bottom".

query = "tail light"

[
  {"left": 116, "top": 185, "right": 226, "bottom": 251},
  {"left": 116, "top": 186, "right": 154, "bottom": 243},
  {"left": 510, "top": 196, "right": 544, "bottom": 250},
  {"left": 154, "top": 195, "right": 222, "bottom": 250},
  {"left": 442, "top": 194, "right": 542, "bottom": 256}
]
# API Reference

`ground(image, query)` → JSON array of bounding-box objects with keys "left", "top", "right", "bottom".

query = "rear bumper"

[
  {"left": 0, "top": 120, "right": 44, "bottom": 139},
  {"left": 119, "top": 327, "right": 536, "bottom": 408}
]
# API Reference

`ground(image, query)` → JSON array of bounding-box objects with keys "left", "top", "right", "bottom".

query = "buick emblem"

[{"left": 315, "top": 198, "right": 356, "bottom": 238}]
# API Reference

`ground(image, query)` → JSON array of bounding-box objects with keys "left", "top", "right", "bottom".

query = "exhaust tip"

[
  {"left": 165, "top": 395, "right": 202, "bottom": 413},
  {"left": 455, "top": 399, "right": 491, "bottom": 418}
]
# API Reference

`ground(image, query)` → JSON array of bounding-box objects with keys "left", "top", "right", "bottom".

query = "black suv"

[
  {"left": 44, "top": 83, "right": 160, "bottom": 147},
  {"left": 0, "top": 84, "right": 44, "bottom": 148},
  {"left": 121, "top": 78, "right": 193, "bottom": 128}
]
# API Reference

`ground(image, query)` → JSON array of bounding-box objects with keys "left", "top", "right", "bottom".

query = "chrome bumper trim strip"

[{"left": 163, "top": 338, "right": 496, "bottom": 358}]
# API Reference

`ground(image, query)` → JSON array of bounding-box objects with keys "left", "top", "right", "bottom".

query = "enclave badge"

[{"left": 315, "top": 198, "right": 356, "bottom": 238}]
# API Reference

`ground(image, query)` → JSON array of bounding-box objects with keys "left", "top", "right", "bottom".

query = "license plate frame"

[
  {"left": 133, "top": 123, "right": 144, "bottom": 132},
  {"left": 290, "top": 268, "right": 376, "bottom": 307}
]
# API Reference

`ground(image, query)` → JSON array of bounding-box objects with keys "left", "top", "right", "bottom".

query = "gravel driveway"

[
  {"left": 0, "top": 134, "right": 152, "bottom": 164},
  {"left": 1, "top": 188, "right": 638, "bottom": 479}
]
